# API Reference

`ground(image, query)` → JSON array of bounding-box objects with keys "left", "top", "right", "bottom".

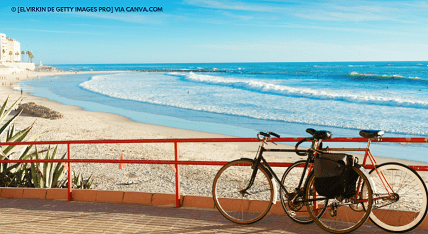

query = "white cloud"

[
  {"left": 72, "top": 12, "right": 168, "bottom": 25},
  {"left": 184, "top": 0, "right": 289, "bottom": 12},
  {"left": 2, "top": 27, "right": 102, "bottom": 35},
  {"left": 185, "top": 0, "right": 424, "bottom": 23}
]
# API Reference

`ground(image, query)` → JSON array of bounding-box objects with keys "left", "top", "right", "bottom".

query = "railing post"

[
  {"left": 67, "top": 143, "right": 72, "bottom": 201},
  {"left": 174, "top": 142, "right": 180, "bottom": 208}
]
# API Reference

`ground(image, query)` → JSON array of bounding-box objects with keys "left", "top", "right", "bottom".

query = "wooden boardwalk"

[{"left": 0, "top": 198, "right": 426, "bottom": 233}]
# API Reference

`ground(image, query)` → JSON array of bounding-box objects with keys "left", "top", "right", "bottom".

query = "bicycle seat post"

[
  {"left": 359, "top": 139, "right": 371, "bottom": 167},
  {"left": 366, "top": 138, "right": 372, "bottom": 149},
  {"left": 314, "top": 138, "right": 321, "bottom": 150}
]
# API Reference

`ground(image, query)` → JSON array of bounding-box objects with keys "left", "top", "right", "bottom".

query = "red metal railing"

[{"left": 1, "top": 137, "right": 428, "bottom": 208}]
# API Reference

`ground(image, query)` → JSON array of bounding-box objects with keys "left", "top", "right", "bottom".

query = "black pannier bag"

[{"left": 313, "top": 153, "right": 359, "bottom": 199}]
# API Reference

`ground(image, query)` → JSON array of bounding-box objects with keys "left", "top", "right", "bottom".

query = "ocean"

[{"left": 18, "top": 62, "right": 428, "bottom": 163}]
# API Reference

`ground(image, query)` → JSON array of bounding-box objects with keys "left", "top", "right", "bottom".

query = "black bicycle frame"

[{"left": 242, "top": 144, "right": 323, "bottom": 203}]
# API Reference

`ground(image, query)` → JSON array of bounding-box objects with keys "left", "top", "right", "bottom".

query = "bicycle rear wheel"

[
  {"left": 305, "top": 166, "right": 373, "bottom": 233},
  {"left": 280, "top": 160, "right": 327, "bottom": 224},
  {"left": 368, "top": 162, "right": 428, "bottom": 232},
  {"left": 212, "top": 158, "right": 274, "bottom": 224}
]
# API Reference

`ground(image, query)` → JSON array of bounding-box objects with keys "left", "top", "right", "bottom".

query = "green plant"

[
  {"left": 57, "top": 172, "right": 94, "bottom": 189},
  {"left": 0, "top": 97, "right": 41, "bottom": 173},
  {"left": 27, "top": 51, "right": 34, "bottom": 63},
  {"left": 0, "top": 98, "right": 60, "bottom": 187},
  {"left": 72, "top": 172, "right": 94, "bottom": 189},
  {"left": 0, "top": 97, "right": 94, "bottom": 189},
  {"left": 0, "top": 146, "right": 67, "bottom": 188},
  {"left": 0, "top": 97, "right": 65, "bottom": 188},
  {"left": 27, "top": 146, "right": 67, "bottom": 188},
  {"left": 0, "top": 97, "right": 38, "bottom": 187}
]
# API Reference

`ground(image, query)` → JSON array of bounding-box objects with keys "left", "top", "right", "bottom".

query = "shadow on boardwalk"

[{"left": 0, "top": 198, "right": 425, "bottom": 233}]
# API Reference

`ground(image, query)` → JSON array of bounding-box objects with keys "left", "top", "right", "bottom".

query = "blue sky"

[{"left": 1, "top": 0, "right": 428, "bottom": 64}]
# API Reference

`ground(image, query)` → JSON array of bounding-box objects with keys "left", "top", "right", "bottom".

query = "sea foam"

[
  {"left": 78, "top": 72, "right": 428, "bottom": 136},
  {"left": 184, "top": 72, "right": 428, "bottom": 109}
]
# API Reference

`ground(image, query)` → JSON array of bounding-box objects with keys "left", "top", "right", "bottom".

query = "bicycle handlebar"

[
  {"left": 257, "top": 132, "right": 280, "bottom": 142},
  {"left": 257, "top": 129, "right": 326, "bottom": 156},
  {"left": 295, "top": 137, "right": 313, "bottom": 156}
]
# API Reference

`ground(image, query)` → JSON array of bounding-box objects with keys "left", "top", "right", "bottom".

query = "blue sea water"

[{"left": 19, "top": 62, "right": 428, "bottom": 163}]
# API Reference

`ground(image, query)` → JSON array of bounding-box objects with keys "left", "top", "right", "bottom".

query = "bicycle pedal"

[
  {"left": 288, "top": 211, "right": 296, "bottom": 217},
  {"left": 328, "top": 203, "right": 338, "bottom": 217},
  {"left": 328, "top": 208, "right": 337, "bottom": 217}
]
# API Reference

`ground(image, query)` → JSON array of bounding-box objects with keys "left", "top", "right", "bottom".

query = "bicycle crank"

[
  {"left": 287, "top": 191, "right": 304, "bottom": 211},
  {"left": 328, "top": 203, "right": 338, "bottom": 217}
]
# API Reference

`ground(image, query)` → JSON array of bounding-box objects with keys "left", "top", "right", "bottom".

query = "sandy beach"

[{"left": 0, "top": 69, "right": 427, "bottom": 196}]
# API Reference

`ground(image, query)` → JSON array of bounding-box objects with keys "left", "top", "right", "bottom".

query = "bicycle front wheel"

[
  {"left": 368, "top": 162, "right": 428, "bottom": 232},
  {"left": 305, "top": 166, "right": 373, "bottom": 233},
  {"left": 212, "top": 158, "right": 274, "bottom": 224}
]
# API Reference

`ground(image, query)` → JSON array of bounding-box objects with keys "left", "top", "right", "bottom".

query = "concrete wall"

[
  {"left": 0, "top": 62, "right": 35, "bottom": 74},
  {"left": 2, "top": 62, "right": 35, "bottom": 70}
]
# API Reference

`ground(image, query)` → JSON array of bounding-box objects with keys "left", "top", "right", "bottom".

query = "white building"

[
  {"left": 0, "top": 33, "right": 34, "bottom": 73},
  {"left": 7, "top": 37, "right": 21, "bottom": 62},
  {"left": 0, "top": 33, "right": 22, "bottom": 63},
  {"left": 0, "top": 33, "right": 7, "bottom": 63}
]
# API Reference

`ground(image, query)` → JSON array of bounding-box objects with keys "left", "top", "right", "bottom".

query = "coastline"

[
  {"left": 0, "top": 69, "right": 427, "bottom": 195},
  {"left": 0, "top": 69, "right": 266, "bottom": 195}
]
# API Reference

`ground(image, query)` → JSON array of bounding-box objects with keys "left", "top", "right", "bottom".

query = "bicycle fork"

[{"left": 240, "top": 147, "right": 278, "bottom": 204}]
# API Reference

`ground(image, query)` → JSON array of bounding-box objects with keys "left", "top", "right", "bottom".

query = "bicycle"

[
  {"left": 281, "top": 130, "right": 428, "bottom": 233},
  {"left": 212, "top": 130, "right": 374, "bottom": 233},
  {"left": 328, "top": 130, "right": 428, "bottom": 232}
]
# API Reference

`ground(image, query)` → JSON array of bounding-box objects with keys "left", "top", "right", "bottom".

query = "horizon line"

[{"left": 48, "top": 60, "right": 428, "bottom": 65}]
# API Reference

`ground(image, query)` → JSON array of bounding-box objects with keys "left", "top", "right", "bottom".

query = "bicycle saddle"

[
  {"left": 306, "top": 128, "right": 332, "bottom": 140},
  {"left": 359, "top": 130, "right": 384, "bottom": 139}
]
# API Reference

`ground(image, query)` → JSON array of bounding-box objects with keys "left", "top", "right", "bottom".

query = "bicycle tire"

[
  {"left": 305, "top": 165, "right": 374, "bottom": 233},
  {"left": 212, "top": 158, "right": 274, "bottom": 224},
  {"left": 280, "top": 160, "right": 327, "bottom": 224},
  {"left": 368, "top": 162, "right": 428, "bottom": 232}
]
